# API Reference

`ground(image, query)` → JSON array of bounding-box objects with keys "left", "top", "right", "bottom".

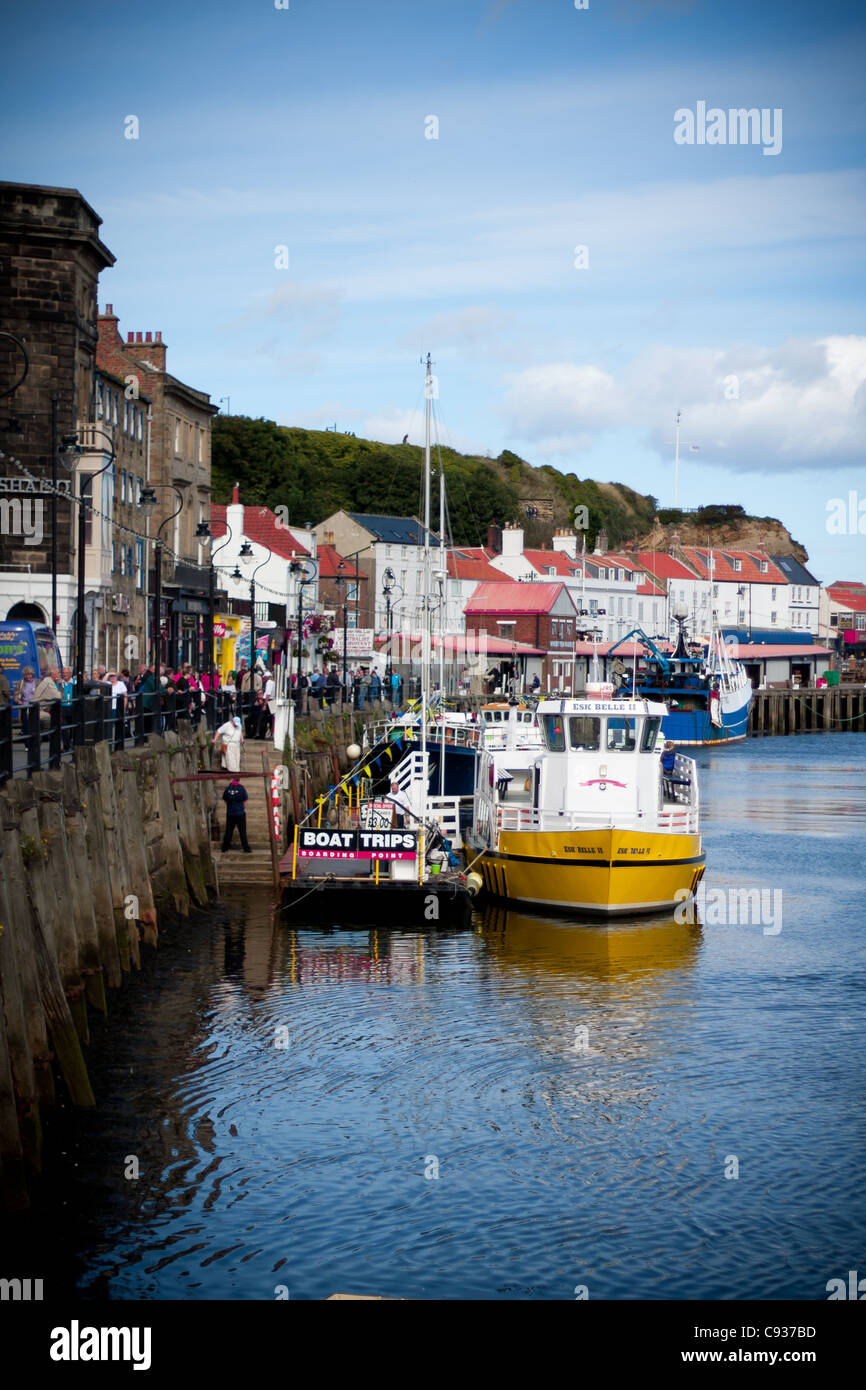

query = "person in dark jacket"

[
  {"left": 222, "top": 777, "right": 251, "bottom": 852},
  {"left": 660, "top": 740, "right": 676, "bottom": 774}
]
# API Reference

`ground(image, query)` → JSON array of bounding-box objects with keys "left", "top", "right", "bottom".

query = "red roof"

[
  {"left": 522, "top": 549, "right": 583, "bottom": 578},
  {"left": 464, "top": 581, "right": 572, "bottom": 614},
  {"left": 211, "top": 503, "right": 310, "bottom": 559},
  {"left": 730, "top": 644, "right": 832, "bottom": 658},
  {"left": 827, "top": 587, "right": 866, "bottom": 612},
  {"left": 317, "top": 543, "right": 363, "bottom": 580},
  {"left": 827, "top": 580, "right": 866, "bottom": 594},
  {"left": 446, "top": 547, "right": 502, "bottom": 582},
  {"left": 684, "top": 547, "right": 787, "bottom": 585},
  {"left": 637, "top": 579, "right": 666, "bottom": 596},
  {"left": 632, "top": 551, "right": 701, "bottom": 582}
]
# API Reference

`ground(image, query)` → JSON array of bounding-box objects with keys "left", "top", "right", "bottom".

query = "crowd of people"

[{"left": 0, "top": 655, "right": 407, "bottom": 748}]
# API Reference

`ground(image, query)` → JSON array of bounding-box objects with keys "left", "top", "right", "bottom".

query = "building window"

[
  {"left": 771, "top": 587, "right": 777, "bottom": 600},
  {"left": 198, "top": 428, "right": 203, "bottom": 463},
  {"left": 120, "top": 470, "right": 126, "bottom": 504},
  {"left": 96, "top": 381, "right": 104, "bottom": 419},
  {"left": 135, "top": 539, "right": 145, "bottom": 590},
  {"left": 638, "top": 602, "right": 644, "bottom": 621},
  {"left": 713, "top": 584, "right": 718, "bottom": 598},
  {"left": 760, "top": 561, "right": 768, "bottom": 574},
  {"left": 175, "top": 419, "right": 181, "bottom": 453},
  {"left": 138, "top": 410, "right": 144, "bottom": 442},
  {"left": 112, "top": 540, "right": 117, "bottom": 573},
  {"left": 770, "top": 611, "right": 777, "bottom": 624},
  {"left": 136, "top": 475, "right": 143, "bottom": 504},
  {"left": 732, "top": 559, "right": 741, "bottom": 572},
  {"left": 127, "top": 545, "right": 133, "bottom": 577}
]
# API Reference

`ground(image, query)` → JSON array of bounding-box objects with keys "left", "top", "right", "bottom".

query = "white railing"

[
  {"left": 425, "top": 795, "right": 462, "bottom": 843},
  {"left": 494, "top": 804, "right": 699, "bottom": 835}
]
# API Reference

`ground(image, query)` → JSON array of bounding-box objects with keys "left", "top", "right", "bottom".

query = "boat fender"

[{"left": 465, "top": 871, "right": 483, "bottom": 897}]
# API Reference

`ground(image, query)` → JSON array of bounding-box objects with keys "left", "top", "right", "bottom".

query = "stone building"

[
  {"left": 97, "top": 307, "right": 219, "bottom": 670},
  {"left": 0, "top": 181, "right": 114, "bottom": 663}
]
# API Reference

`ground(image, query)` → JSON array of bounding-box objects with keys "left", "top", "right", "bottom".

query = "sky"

[{"left": 2, "top": 0, "right": 865, "bottom": 582}]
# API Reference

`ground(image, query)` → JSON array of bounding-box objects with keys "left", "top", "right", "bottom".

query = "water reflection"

[{"left": 478, "top": 904, "right": 702, "bottom": 983}]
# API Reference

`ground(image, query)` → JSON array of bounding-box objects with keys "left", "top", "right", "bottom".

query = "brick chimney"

[{"left": 486, "top": 518, "right": 502, "bottom": 555}]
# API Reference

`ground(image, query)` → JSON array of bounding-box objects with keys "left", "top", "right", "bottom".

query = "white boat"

[{"left": 466, "top": 694, "right": 706, "bottom": 916}]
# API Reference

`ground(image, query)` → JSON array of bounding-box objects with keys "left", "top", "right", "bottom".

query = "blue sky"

[{"left": 3, "top": 0, "right": 865, "bottom": 580}]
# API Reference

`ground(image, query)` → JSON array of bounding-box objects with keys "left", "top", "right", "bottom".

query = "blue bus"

[{"left": 0, "top": 621, "right": 65, "bottom": 708}]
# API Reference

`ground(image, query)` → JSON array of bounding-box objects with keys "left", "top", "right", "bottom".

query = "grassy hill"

[{"left": 211, "top": 416, "right": 805, "bottom": 557}]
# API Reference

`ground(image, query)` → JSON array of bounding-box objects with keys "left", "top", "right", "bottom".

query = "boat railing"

[{"left": 494, "top": 804, "right": 699, "bottom": 835}]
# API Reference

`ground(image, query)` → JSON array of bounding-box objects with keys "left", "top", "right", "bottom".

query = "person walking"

[
  {"left": 390, "top": 669, "right": 400, "bottom": 708},
  {"left": 215, "top": 714, "right": 244, "bottom": 772},
  {"left": 370, "top": 668, "right": 381, "bottom": 704},
  {"left": 221, "top": 776, "right": 252, "bottom": 853}
]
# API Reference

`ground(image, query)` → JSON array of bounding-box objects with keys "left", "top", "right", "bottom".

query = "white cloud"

[{"left": 504, "top": 336, "right": 866, "bottom": 472}]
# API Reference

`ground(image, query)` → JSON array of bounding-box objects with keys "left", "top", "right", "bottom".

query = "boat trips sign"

[{"left": 299, "top": 829, "right": 418, "bottom": 860}]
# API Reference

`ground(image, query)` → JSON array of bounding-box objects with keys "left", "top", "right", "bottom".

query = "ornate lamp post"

[
  {"left": 139, "top": 482, "right": 185, "bottom": 700},
  {"left": 381, "top": 566, "right": 403, "bottom": 684},
  {"left": 334, "top": 559, "right": 349, "bottom": 699},
  {"left": 59, "top": 425, "right": 116, "bottom": 693},
  {"left": 238, "top": 538, "right": 273, "bottom": 668},
  {"left": 289, "top": 556, "right": 317, "bottom": 707}
]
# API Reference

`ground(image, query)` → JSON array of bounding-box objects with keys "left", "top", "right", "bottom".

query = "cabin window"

[
  {"left": 641, "top": 717, "right": 661, "bottom": 752},
  {"left": 568, "top": 716, "right": 600, "bottom": 750},
  {"left": 540, "top": 714, "right": 566, "bottom": 751},
  {"left": 606, "top": 717, "right": 636, "bottom": 751}
]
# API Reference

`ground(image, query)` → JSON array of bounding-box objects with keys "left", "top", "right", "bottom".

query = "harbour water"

[{"left": 21, "top": 734, "right": 865, "bottom": 1300}]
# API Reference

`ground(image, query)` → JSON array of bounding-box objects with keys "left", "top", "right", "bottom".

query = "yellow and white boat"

[{"left": 467, "top": 695, "right": 706, "bottom": 916}]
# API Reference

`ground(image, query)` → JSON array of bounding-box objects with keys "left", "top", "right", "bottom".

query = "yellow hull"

[{"left": 473, "top": 827, "right": 705, "bottom": 916}]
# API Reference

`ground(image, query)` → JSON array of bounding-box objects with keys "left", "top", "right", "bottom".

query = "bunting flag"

[
  {"left": 352, "top": 774, "right": 359, "bottom": 785},
  {"left": 385, "top": 746, "right": 394, "bottom": 760},
  {"left": 364, "top": 764, "right": 372, "bottom": 777}
]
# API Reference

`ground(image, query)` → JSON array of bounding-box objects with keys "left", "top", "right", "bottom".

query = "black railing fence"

[{"left": 0, "top": 689, "right": 238, "bottom": 785}]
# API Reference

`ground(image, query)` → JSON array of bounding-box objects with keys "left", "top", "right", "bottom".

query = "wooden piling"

[{"left": 73, "top": 745, "right": 123, "bottom": 989}]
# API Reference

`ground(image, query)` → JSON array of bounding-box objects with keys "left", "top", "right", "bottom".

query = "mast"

[
  {"left": 439, "top": 432, "right": 446, "bottom": 796},
  {"left": 421, "top": 353, "right": 431, "bottom": 825}
]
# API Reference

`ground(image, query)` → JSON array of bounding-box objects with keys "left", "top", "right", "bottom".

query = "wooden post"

[
  {"left": 92, "top": 740, "right": 133, "bottom": 972},
  {"left": 0, "top": 972, "right": 28, "bottom": 1209},
  {"left": 113, "top": 753, "right": 159, "bottom": 950},
  {"left": 73, "top": 745, "right": 123, "bottom": 989},
  {"left": 0, "top": 841, "right": 42, "bottom": 1170},
  {"left": 148, "top": 736, "right": 191, "bottom": 918},
  {"left": 58, "top": 765, "right": 107, "bottom": 1015},
  {"left": 0, "top": 792, "right": 54, "bottom": 1109},
  {"left": 14, "top": 778, "right": 89, "bottom": 1044}
]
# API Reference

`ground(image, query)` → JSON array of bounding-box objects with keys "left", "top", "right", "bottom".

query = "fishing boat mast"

[
  {"left": 438, "top": 436, "right": 447, "bottom": 796},
  {"left": 421, "top": 353, "right": 432, "bottom": 830}
]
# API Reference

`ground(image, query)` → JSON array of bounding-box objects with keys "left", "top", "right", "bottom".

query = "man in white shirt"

[{"left": 385, "top": 780, "right": 413, "bottom": 827}]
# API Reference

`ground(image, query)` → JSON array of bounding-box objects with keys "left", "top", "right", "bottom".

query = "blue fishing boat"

[{"left": 610, "top": 622, "right": 752, "bottom": 746}]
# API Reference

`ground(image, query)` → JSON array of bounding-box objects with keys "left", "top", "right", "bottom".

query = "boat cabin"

[{"left": 473, "top": 696, "right": 699, "bottom": 840}]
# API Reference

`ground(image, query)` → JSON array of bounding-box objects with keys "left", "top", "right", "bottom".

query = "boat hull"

[
  {"left": 471, "top": 827, "right": 706, "bottom": 916},
  {"left": 281, "top": 877, "right": 474, "bottom": 928}
]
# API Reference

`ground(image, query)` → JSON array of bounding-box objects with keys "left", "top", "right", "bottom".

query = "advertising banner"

[{"left": 299, "top": 828, "right": 417, "bottom": 860}]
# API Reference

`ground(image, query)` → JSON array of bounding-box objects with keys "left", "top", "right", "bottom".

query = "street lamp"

[
  {"left": 239, "top": 539, "right": 272, "bottom": 670},
  {"left": 58, "top": 425, "right": 116, "bottom": 693},
  {"left": 381, "top": 566, "right": 403, "bottom": 683},
  {"left": 334, "top": 559, "right": 349, "bottom": 699},
  {"left": 289, "top": 556, "right": 317, "bottom": 708},
  {"left": 139, "top": 482, "right": 185, "bottom": 701}
]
